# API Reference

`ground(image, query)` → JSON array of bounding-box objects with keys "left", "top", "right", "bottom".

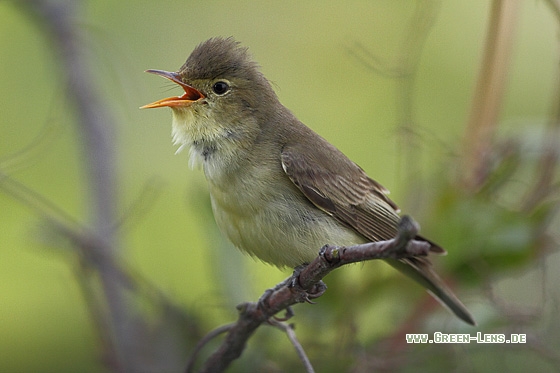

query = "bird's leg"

[{"left": 290, "top": 264, "right": 327, "bottom": 303}]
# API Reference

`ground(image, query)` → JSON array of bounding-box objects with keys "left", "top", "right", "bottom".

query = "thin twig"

[
  {"left": 0, "top": 171, "right": 83, "bottom": 233},
  {"left": 114, "top": 177, "right": 166, "bottom": 231},
  {"left": 184, "top": 323, "right": 236, "bottom": 373},
  {"left": 347, "top": 1, "right": 441, "bottom": 209},
  {"left": 268, "top": 319, "right": 315, "bottom": 373},
  {"left": 395, "top": 0, "right": 440, "bottom": 209},
  {"left": 0, "top": 97, "right": 64, "bottom": 173}
]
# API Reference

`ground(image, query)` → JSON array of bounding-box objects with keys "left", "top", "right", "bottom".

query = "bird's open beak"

[{"left": 141, "top": 69, "right": 205, "bottom": 109}]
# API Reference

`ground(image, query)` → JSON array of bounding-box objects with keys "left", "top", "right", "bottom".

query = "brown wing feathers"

[
  {"left": 282, "top": 148, "right": 409, "bottom": 244},
  {"left": 280, "top": 145, "right": 475, "bottom": 325}
]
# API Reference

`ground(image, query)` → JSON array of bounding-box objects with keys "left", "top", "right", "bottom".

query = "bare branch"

[{"left": 197, "top": 216, "right": 429, "bottom": 373}]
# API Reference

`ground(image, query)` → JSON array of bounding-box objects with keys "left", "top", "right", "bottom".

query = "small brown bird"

[{"left": 142, "top": 37, "right": 475, "bottom": 325}]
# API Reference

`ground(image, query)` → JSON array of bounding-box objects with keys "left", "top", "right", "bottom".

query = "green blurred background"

[{"left": 1, "top": 1, "right": 559, "bottom": 372}]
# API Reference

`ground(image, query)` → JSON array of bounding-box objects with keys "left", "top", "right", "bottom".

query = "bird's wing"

[
  {"left": 281, "top": 144, "right": 475, "bottom": 325},
  {"left": 281, "top": 143, "right": 436, "bottom": 247}
]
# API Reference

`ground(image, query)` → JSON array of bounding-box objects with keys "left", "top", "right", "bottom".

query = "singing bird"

[{"left": 142, "top": 37, "right": 475, "bottom": 325}]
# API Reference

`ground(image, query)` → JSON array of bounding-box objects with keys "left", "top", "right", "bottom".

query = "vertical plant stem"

[
  {"left": 395, "top": 0, "right": 440, "bottom": 209},
  {"left": 461, "top": 0, "right": 519, "bottom": 191}
]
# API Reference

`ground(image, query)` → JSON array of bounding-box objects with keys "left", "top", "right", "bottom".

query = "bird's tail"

[{"left": 386, "top": 256, "right": 476, "bottom": 325}]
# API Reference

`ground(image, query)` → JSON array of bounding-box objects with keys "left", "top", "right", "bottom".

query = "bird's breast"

[{"left": 206, "top": 162, "right": 366, "bottom": 267}]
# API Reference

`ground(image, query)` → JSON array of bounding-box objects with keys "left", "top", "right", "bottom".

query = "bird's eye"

[{"left": 212, "top": 81, "right": 230, "bottom": 95}]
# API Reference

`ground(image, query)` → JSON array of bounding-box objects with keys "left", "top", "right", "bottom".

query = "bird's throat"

[{"left": 170, "top": 108, "right": 247, "bottom": 180}]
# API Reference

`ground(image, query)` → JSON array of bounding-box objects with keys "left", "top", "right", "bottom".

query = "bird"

[{"left": 142, "top": 37, "right": 475, "bottom": 325}]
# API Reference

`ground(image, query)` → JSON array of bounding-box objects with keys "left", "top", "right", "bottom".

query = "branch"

[
  {"left": 191, "top": 216, "right": 429, "bottom": 373},
  {"left": 269, "top": 319, "right": 315, "bottom": 373}
]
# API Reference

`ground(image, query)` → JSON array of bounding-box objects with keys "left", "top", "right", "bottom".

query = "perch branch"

[{"left": 192, "top": 216, "right": 429, "bottom": 373}]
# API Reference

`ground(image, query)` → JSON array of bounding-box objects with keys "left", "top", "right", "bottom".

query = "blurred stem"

[
  {"left": 522, "top": 13, "right": 560, "bottom": 211},
  {"left": 461, "top": 0, "right": 519, "bottom": 192},
  {"left": 545, "top": 0, "right": 560, "bottom": 24},
  {"left": 395, "top": 0, "right": 440, "bottom": 210},
  {"left": 19, "top": 0, "right": 127, "bottom": 371}
]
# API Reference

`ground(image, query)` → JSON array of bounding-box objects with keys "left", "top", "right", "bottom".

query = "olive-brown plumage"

[{"left": 143, "top": 37, "right": 475, "bottom": 325}]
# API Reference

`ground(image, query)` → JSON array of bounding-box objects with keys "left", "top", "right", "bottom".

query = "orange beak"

[{"left": 141, "top": 69, "right": 204, "bottom": 109}]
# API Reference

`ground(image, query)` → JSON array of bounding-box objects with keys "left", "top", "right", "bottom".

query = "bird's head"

[{"left": 142, "top": 37, "right": 277, "bottom": 157}]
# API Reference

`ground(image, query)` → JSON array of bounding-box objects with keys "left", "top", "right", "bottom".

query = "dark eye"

[{"left": 212, "top": 81, "right": 230, "bottom": 95}]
